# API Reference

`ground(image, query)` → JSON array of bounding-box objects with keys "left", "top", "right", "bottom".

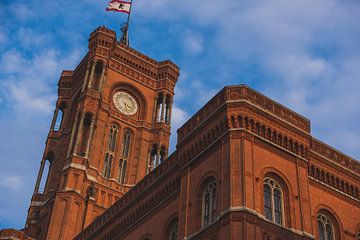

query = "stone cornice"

[
  {"left": 310, "top": 138, "right": 359, "bottom": 175},
  {"left": 308, "top": 176, "right": 360, "bottom": 204},
  {"left": 178, "top": 85, "right": 311, "bottom": 143}
]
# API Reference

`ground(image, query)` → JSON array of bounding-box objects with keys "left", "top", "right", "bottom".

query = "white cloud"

[
  {"left": 0, "top": 48, "right": 81, "bottom": 113},
  {"left": 10, "top": 3, "right": 34, "bottom": 21},
  {"left": 0, "top": 31, "right": 7, "bottom": 44},
  {"left": 8, "top": 84, "right": 54, "bottom": 113},
  {"left": 171, "top": 105, "right": 190, "bottom": 130},
  {"left": 0, "top": 175, "right": 24, "bottom": 191},
  {"left": 169, "top": 105, "right": 190, "bottom": 152},
  {"left": 182, "top": 30, "right": 204, "bottom": 55},
  {"left": 16, "top": 28, "right": 53, "bottom": 50},
  {"left": 0, "top": 49, "right": 24, "bottom": 74}
]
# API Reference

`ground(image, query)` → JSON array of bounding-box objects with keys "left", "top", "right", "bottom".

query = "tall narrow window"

[
  {"left": 118, "top": 130, "right": 131, "bottom": 184},
  {"left": 93, "top": 61, "right": 103, "bottom": 90},
  {"left": 147, "top": 144, "right": 158, "bottom": 173},
  {"left": 154, "top": 94, "right": 165, "bottom": 123},
  {"left": 79, "top": 113, "right": 92, "bottom": 156},
  {"left": 103, "top": 153, "right": 113, "bottom": 178},
  {"left": 121, "top": 130, "right": 131, "bottom": 158},
  {"left": 264, "top": 184, "right": 272, "bottom": 220},
  {"left": 70, "top": 113, "right": 81, "bottom": 155},
  {"left": 263, "top": 177, "right": 284, "bottom": 225},
  {"left": 54, "top": 108, "right": 64, "bottom": 131},
  {"left": 202, "top": 180, "right": 216, "bottom": 227},
  {"left": 38, "top": 160, "right": 51, "bottom": 193},
  {"left": 317, "top": 213, "right": 335, "bottom": 240},
  {"left": 103, "top": 125, "right": 118, "bottom": 179}
]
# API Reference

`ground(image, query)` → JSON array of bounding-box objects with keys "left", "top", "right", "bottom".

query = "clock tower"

[{"left": 23, "top": 26, "right": 179, "bottom": 240}]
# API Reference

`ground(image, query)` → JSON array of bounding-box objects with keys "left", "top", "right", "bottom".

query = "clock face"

[{"left": 113, "top": 91, "right": 138, "bottom": 115}]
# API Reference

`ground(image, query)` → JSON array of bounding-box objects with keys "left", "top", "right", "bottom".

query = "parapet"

[{"left": 177, "top": 85, "right": 311, "bottom": 142}]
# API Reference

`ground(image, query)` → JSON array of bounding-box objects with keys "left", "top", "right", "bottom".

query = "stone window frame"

[
  {"left": 263, "top": 177, "right": 285, "bottom": 226},
  {"left": 201, "top": 180, "right": 217, "bottom": 227},
  {"left": 317, "top": 213, "right": 336, "bottom": 240},
  {"left": 103, "top": 124, "right": 119, "bottom": 179},
  {"left": 117, "top": 128, "right": 132, "bottom": 184}
]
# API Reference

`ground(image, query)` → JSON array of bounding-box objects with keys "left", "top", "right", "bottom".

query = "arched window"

[
  {"left": 202, "top": 180, "right": 216, "bottom": 227},
  {"left": 103, "top": 125, "right": 118, "bottom": 179},
  {"left": 169, "top": 224, "right": 178, "bottom": 240},
  {"left": 34, "top": 151, "right": 55, "bottom": 194},
  {"left": 54, "top": 108, "right": 64, "bottom": 131},
  {"left": 317, "top": 213, "right": 335, "bottom": 240},
  {"left": 155, "top": 94, "right": 164, "bottom": 123},
  {"left": 154, "top": 93, "right": 172, "bottom": 124},
  {"left": 118, "top": 130, "right": 131, "bottom": 184},
  {"left": 93, "top": 61, "right": 103, "bottom": 90},
  {"left": 121, "top": 130, "right": 132, "bottom": 158},
  {"left": 147, "top": 144, "right": 159, "bottom": 173},
  {"left": 38, "top": 159, "right": 51, "bottom": 193},
  {"left": 118, "top": 159, "right": 127, "bottom": 184},
  {"left": 103, "top": 153, "right": 113, "bottom": 179},
  {"left": 141, "top": 235, "right": 152, "bottom": 240},
  {"left": 166, "top": 218, "right": 178, "bottom": 240},
  {"left": 263, "top": 177, "right": 284, "bottom": 225},
  {"left": 79, "top": 113, "right": 92, "bottom": 156},
  {"left": 108, "top": 125, "right": 118, "bottom": 153}
]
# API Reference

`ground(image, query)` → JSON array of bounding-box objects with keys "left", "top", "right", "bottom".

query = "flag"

[{"left": 106, "top": 0, "right": 132, "bottom": 14}]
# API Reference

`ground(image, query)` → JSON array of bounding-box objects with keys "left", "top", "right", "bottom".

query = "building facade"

[{"left": 1, "top": 26, "right": 359, "bottom": 240}]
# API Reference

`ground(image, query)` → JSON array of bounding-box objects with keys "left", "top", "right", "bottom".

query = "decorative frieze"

[
  {"left": 308, "top": 164, "right": 359, "bottom": 201},
  {"left": 109, "top": 59, "right": 157, "bottom": 89},
  {"left": 311, "top": 139, "right": 360, "bottom": 174},
  {"left": 226, "top": 86, "right": 310, "bottom": 132},
  {"left": 229, "top": 113, "right": 307, "bottom": 158}
]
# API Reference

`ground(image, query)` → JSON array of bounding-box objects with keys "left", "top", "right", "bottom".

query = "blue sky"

[{"left": 0, "top": 0, "right": 359, "bottom": 229}]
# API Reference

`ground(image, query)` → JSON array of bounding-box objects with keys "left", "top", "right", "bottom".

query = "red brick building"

[{"left": 1, "top": 26, "right": 359, "bottom": 240}]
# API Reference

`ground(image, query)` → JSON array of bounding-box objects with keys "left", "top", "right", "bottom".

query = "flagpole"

[{"left": 120, "top": 0, "right": 134, "bottom": 45}]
